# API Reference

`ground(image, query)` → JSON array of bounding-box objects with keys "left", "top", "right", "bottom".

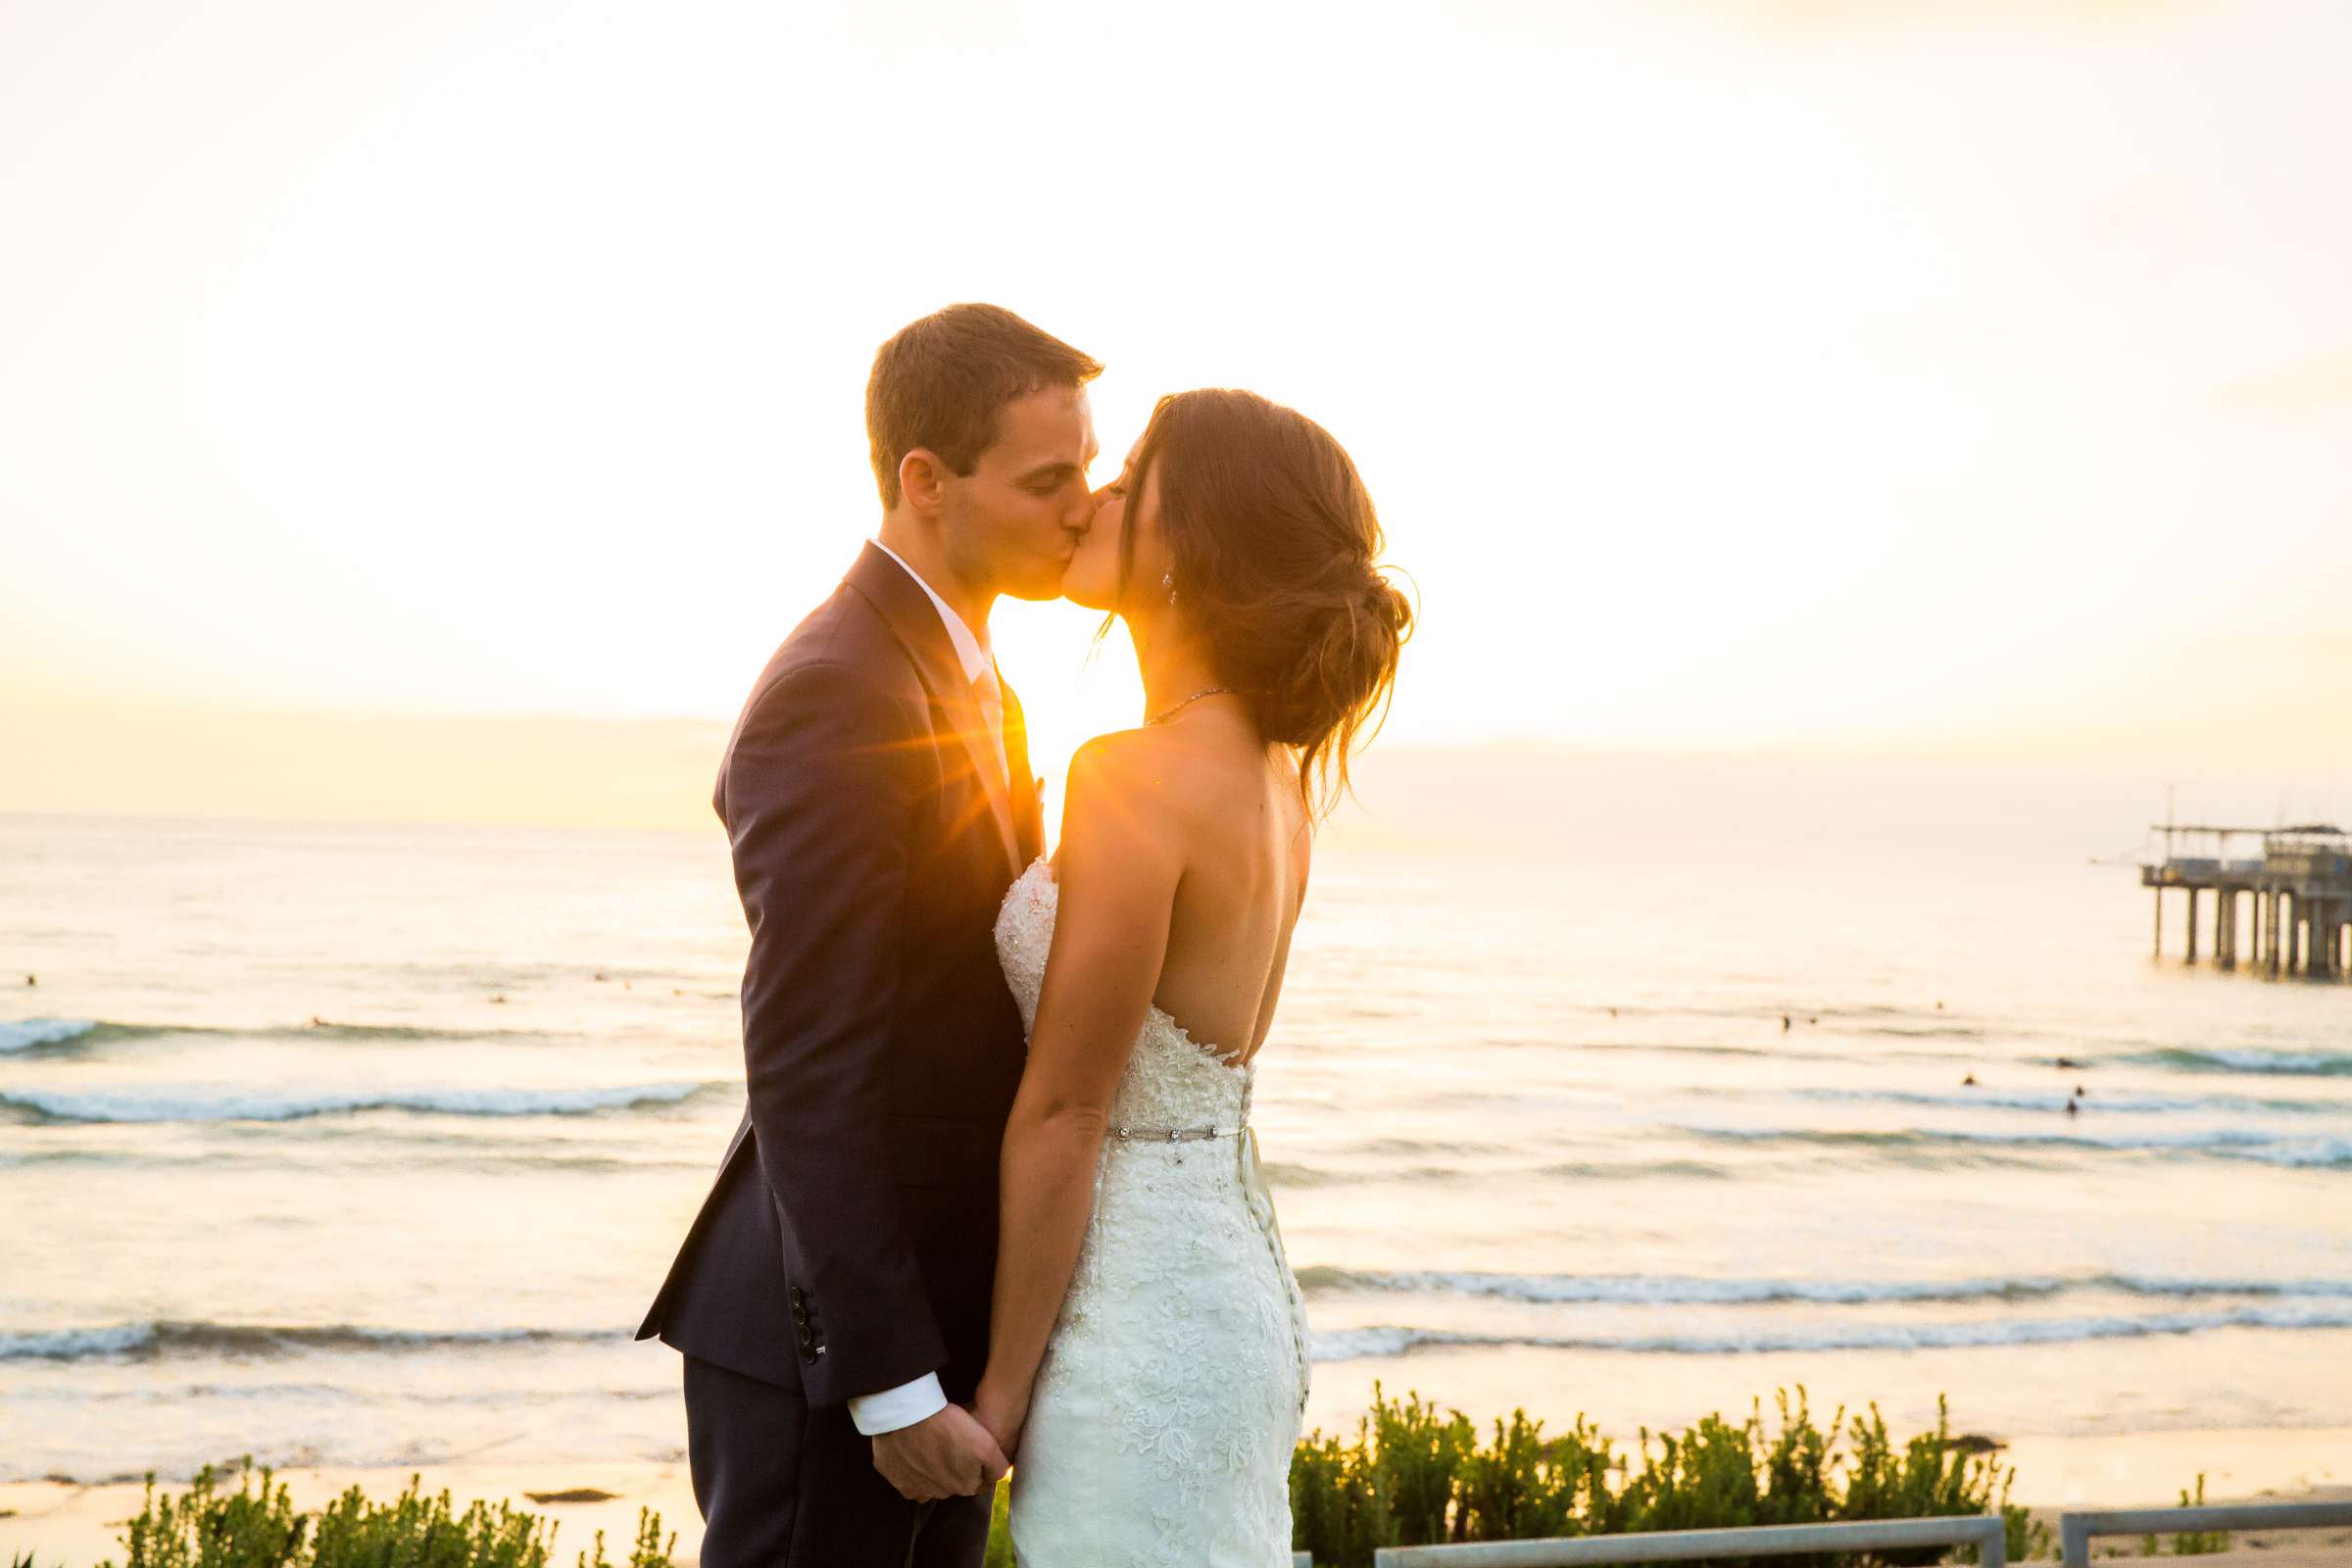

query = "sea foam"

[
  {"left": 1307, "top": 1301, "right": 2352, "bottom": 1361},
  {"left": 1294, "top": 1266, "right": 2352, "bottom": 1305},
  {"left": 0, "top": 1080, "right": 728, "bottom": 1124},
  {"left": 0, "top": 1319, "right": 627, "bottom": 1361},
  {"left": 0, "top": 1017, "right": 98, "bottom": 1053}
]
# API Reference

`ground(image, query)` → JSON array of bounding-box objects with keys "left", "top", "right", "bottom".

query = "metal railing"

[
  {"left": 1308, "top": 1495, "right": 2352, "bottom": 1567},
  {"left": 1369, "top": 1513, "right": 2005, "bottom": 1566},
  {"left": 2058, "top": 1498, "right": 2352, "bottom": 1566}
]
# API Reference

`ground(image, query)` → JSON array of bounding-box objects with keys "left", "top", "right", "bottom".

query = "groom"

[{"left": 635, "top": 304, "right": 1102, "bottom": 1566}]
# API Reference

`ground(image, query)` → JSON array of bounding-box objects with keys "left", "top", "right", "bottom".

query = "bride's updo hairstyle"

[{"left": 1120, "top": 388, "right": 1413, "bottom": 816}]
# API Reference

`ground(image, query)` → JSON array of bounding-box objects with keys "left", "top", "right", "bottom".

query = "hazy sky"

[{"left": 5, "top": 0, "right": 2348, "bottom": 817}]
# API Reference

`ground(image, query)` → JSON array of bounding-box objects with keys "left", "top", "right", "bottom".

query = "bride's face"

[{"left": 1060, "top": 437, "right": 1170, "bottom": 614}]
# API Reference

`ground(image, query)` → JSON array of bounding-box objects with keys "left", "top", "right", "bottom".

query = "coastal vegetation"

[
  {"left": 1287, "top": 1383, "right": 2058, "bottom": 1566},
  {"left": 56, "top": 1386, "right": 2239, "bottom": 1568},
  {"left": 81, "top": 1464, "right": 674, "bottom": 1568}
]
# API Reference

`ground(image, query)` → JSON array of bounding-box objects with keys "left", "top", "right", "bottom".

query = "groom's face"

[{"left": 939, "top": 384, "right": 1099, "bottom": 603}]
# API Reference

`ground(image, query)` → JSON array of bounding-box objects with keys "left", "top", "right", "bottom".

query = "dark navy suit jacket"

[{"left": 635, "top": 542, "right": 1045, "bottom": 1405}]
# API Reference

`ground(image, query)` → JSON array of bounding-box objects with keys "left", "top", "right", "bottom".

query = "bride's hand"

[{"left": 969, "top": 1375, "right": 1028, "bottom": 1463}]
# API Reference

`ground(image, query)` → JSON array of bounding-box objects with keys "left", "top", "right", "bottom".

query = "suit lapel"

[
  {"left": 844, "top": 544, "right": 1023, "bottom": 877},
  {"left": 1000, "top": 670, "right": 1044, "bottom": 866}
]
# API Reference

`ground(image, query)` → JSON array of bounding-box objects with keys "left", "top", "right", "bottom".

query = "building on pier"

[{"left": 2141, "top": 821, "right": 2352, "bottom": 978}]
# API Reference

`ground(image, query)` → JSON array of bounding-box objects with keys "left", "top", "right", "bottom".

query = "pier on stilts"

[{"left": 2141, "top": 821, "right": 2352, "bottom": 978}]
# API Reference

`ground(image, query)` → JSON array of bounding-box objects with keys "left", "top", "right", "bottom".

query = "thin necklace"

[{"left": 1147, "top": 686, "right": 1236, "bottom": 727}]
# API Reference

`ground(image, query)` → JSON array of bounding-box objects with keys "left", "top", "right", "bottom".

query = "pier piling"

[{"left": 2137, "top": 823, "right": 2350, "bottom": 983}]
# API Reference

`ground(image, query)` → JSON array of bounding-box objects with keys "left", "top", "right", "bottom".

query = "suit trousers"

[{"left": 681, "top": 1351, "right": 994, "bottom": 1568}]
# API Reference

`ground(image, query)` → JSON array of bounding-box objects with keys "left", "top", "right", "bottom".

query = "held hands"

[
  {"left": 870, "top": 1402, "right": 1009, "bottom": 1503},
  {"left": 969, "top": 1374, "right": 1029, "bottom": 1464}
]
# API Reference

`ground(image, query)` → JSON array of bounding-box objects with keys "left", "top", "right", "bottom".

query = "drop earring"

[{"left": 1161, "top": 568, "right": 1176, "bottom": 605}]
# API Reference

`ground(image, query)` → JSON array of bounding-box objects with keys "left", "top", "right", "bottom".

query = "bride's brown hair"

[{"left": 1113, "top": 388, "right": 1413, "bottom": 816}]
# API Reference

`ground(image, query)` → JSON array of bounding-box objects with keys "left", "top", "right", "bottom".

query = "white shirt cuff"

[{"left": 847, "top": 1371, "right": 949, "bottom": 1436}]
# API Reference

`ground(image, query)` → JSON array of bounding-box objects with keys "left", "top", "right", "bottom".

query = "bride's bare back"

[
  {"left": 1033, "top": 700, "right": 1309, "bottom": 1100},
  {"left": 1126, "top": 707, "right": 1310, "bottom": 1069}
]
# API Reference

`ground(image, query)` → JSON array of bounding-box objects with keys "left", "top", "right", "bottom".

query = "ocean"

[{"left": 4, "top": 794, "right": 2349, "bottom": 1485}]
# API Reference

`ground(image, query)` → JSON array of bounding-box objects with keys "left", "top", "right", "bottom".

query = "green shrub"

[
  {"left": 94, "top": 1459, "right": 674, "bottom": 1568},
  {"left": 1759, "top": 1385, "right": 1838, "bottom": 1531},
  {"left": 1613, "top": 1388, "right": 1846, "bottom": 1567},
  {"left": 2144, "top": 1473, "right": 2230, "bottom": 1557},
  {"left": 1453, "top": 1408, "right": 1584, "bottom": 1544},
  {"left": 97, "top": 1458, "right": 307, "bottom": 1568},
  {"left": 1289, "top": 1421, "right": 1392, "bottom": 1566},
  {"left": 1287, "top": 1385, "right": 2075, "bottom": 1568},
  {"left": 308, "top": 1473, "right": 551, "bottom": 1568},
  {"left": 1369, "top": 1384, "right": 1480, "bottom": 1544},
  {"left": 1836, "top": 1394, "right": 1994, "bottom": 1565}
]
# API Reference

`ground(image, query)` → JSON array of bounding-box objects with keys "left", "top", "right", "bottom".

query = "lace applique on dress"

[{"left": 993, "top": 856, "right": 1312, "bottom": 1567}]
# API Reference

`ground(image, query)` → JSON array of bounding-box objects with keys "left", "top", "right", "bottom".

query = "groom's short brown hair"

[{"left": 865, "top": 304, "right": 1103, "bottom": 509}]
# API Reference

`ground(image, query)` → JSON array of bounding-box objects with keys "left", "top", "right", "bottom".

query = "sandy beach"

[{"left": 5, "top": 1426, "right": 2345, "bottom": 1567}]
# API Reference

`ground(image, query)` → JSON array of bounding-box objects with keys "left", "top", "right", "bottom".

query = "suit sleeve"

[{"left": 720, "top": 658, "right": 946, "bottom": 1407}]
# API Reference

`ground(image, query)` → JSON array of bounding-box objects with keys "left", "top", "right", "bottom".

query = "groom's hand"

[{"left": 870, "top": 1402, "right": 1010, "bottom": 1502}]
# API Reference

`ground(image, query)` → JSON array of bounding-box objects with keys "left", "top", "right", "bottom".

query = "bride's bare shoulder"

[
  {"left": 1056, "top": 728, "right": 1189, "bottom": 888},
  {"left": 1062, "top": 725, "right": 1183, "bottom": 817}
]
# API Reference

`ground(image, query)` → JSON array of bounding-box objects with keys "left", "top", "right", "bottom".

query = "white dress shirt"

[
  {"left": 845, "top": 540, "right": 996, "bottom": 1438},
  {"left": 870, "top": 539, "right": 1007, "bottom": 781}
]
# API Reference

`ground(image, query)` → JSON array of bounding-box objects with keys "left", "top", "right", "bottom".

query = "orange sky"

[{"left": 4, "top": 0, "right": 2347, "bottom": 823}]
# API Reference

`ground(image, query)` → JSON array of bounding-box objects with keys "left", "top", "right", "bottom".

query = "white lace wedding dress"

[{"left": 993, "top": 855, "right": 1313, "bottom": 1566}]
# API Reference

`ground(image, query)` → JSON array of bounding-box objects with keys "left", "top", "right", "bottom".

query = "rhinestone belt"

[
  {"left": 1108, "top": 1123, "right": 1241, "bottom": 1142},
  {"left": 1106, "top": 1074, "right": 1255, "bottom": 1145}
]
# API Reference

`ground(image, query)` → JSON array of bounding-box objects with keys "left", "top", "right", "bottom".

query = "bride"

[{"left": 968, "top": 387, "right": 1412, "bottom": 1564}]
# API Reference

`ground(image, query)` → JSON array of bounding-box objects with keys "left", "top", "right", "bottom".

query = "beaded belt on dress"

[
  {"left": 1108, "top": 1123, "right": 1241, "bottom": 1142},
  {"left": 1105, "top": 1074, "right": 1253, "bottom": 1143}
]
